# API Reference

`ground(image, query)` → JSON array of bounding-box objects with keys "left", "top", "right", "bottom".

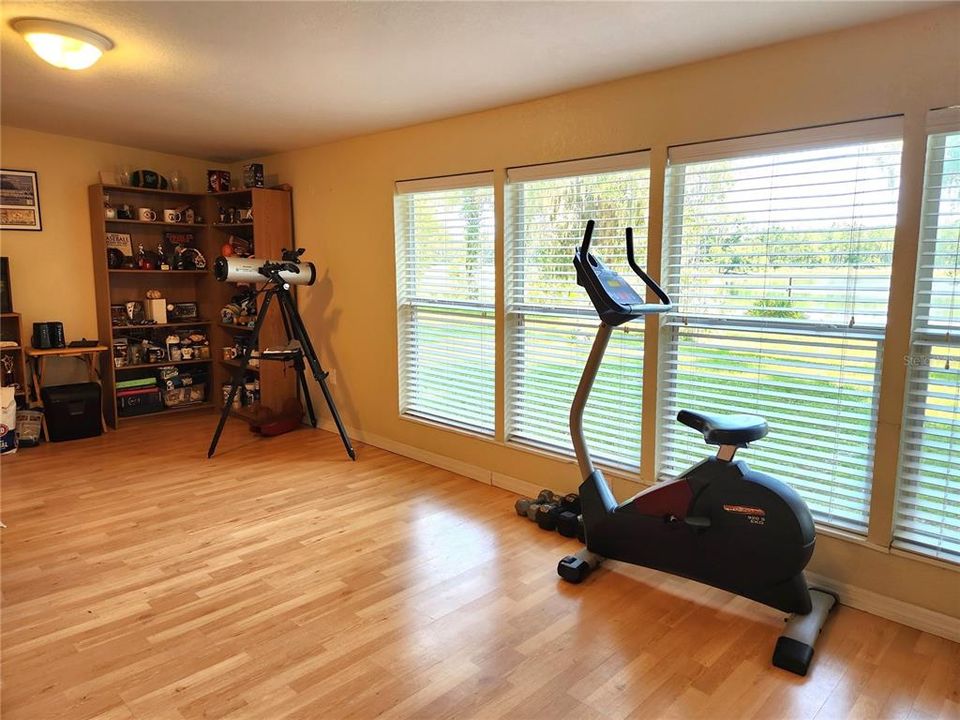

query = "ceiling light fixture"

[{"left": 12, "top": 18, "right": 113, "bottom": 70}]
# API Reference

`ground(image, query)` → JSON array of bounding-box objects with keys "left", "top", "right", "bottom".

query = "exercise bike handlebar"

[
  {"left": 580, "top": 218, "right": 596, "bottom": 254},
  {"left": 575, "top": 220, "right": 673, "bottom": 326},
  {"left": 625, "top": 227, "right": 672, "bottom": 308}
]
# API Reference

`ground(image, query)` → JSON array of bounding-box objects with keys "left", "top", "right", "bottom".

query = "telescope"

[
  {"left": 207, "top": 245, "right": 355, "bottom": 461},
  {"left": 213, "top": 249, "right": 316, "bottom": 286}
]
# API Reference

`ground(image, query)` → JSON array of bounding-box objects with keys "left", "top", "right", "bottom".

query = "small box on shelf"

[
  {"left": 243, "top": 163, "right": 264, "bottom": 188},
  {"left": 144, "top": 298, "right": 167, "bottom": 324}
]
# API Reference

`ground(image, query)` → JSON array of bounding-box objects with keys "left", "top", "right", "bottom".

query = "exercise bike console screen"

[{"left": 587, "top": 257, "right": 643, "bottom": 306}]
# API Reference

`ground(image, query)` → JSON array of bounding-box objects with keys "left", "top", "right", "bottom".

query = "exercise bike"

[{"left": 558, "top": 220, "right": 836, "bottom": 676}]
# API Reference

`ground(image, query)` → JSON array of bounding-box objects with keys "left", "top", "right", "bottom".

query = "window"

[
  {"left": 894, "top": 108, "right": 960, "bottom": 563},
  {"left": 394, "top": 173, "right": 495, "bottom": 434},
  {"left": 505, "top": 153, "right": 651, "bottom": 468},
  {"left": 659, "top": 119, "right": 904, "bottom": 532}
]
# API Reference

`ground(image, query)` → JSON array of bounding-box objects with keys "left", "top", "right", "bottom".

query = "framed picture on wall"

[
  {"left": 0, "top": 257, "right": 11, "bottom": 313},
  {"left": 0, "top": 169, "right": 41, "bottom": 231}
]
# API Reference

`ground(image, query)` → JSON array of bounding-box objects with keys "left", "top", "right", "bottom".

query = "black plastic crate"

[
  {"left": 41, "top": 383, "right": 102, "bottom": 442},
  {"left": 117, "top": 386, "right": 163, "bottom": 417}
]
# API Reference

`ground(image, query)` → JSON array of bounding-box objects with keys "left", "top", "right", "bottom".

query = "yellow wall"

[
  {"left": 0, "top": 127, "right": 210, "bottom": 338},
  {"left": 246, "top": 7, "right": 960, "bottom": 618}
]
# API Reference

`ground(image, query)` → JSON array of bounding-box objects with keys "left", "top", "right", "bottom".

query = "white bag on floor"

[{"left": 0, "top": 386, "right": 17, "bottom": 454}]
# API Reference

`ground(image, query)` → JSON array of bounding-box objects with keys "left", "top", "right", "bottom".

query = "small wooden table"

[{"left": 26, "top": 346, "right": 109, "bottom": 440}]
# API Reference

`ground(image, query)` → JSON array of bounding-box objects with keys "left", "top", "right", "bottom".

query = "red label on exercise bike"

[{"left": 723, "top": 504, "right": 765, "bottom": 517}]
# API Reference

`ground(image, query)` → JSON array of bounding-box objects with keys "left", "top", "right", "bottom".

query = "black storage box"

[
  {"left": 40, "top": 383, "right": 103, "bottom": 442},
  {"left": 117, "top": 386, "right": 162, "bottom": 417}
]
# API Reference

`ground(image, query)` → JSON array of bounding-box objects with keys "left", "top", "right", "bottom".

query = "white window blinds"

[
  {"left": 505, "top": 153, "right": 651, "bottom": 468},
  {"left": 660, "top": 119, "right": 903, "bottom": 532},
  {"left": 394, "top": 173, "right": 495, "bottom": 434},
  {"left": 895, "top": 108, "right": 960, "bottom": 563}
]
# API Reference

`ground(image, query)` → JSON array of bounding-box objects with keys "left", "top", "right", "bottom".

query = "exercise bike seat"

[{"left": 677, "top": 409, "right": 768, "bottom": 446}]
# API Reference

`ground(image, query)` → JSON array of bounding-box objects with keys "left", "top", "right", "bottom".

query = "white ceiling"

[{"left": 0, "top": 1, "right": 939, "bottom": 162}]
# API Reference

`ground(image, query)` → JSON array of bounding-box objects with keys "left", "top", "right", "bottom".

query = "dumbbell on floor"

[
  {"left": 514, "top": 491, "right": 583, "bottom": 538},
  {"left": 516, "top": 489, "right": 558, "bottom": 523},
  {"left": 536, "top": 503, "right": 565, "bottom": 531},
  {"left": 556, "top": 510, "right": 579, "bottom": 538},
  {"left": 561, "top": 493, "right": 581, "bottom": 515},
  {"left": 537, "top": 489, "right": 560, "bottom": 505}
]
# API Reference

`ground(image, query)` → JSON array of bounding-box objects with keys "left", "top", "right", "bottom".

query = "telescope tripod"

[{"left": 207, "top": 276, "right": 356, "bottom": 460}]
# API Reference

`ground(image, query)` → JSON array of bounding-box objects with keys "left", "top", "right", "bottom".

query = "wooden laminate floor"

[{"left": 1, "top": 413, "right": 957, "bottom": 720}]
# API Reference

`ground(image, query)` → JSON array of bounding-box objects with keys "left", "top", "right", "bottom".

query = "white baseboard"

[
  {"left": 805, "top": 571, "right": 960, "bottom": 643},
  {"left": 317, "top": 420, "right": 959, "bottom": 643},
  {"left": 491, "top": 472, "right": 547, "bottom": 499},
  {"left": 318, "top": 419, "right": 492, "bottom": 484}
]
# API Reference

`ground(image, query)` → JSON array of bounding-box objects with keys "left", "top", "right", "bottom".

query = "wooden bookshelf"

[
  {"left": 106, "top": 220, "right": 207, "bottom": 228},
  {"left": 220, "top": 359, "right": 260, "bottom": 373},
  {"left": 89, "top": 184, "right": 299, "bottom": 428},
  {"left": 0, "top": 313, "right": 29, "bottom": 399},
  {"left": 108, "top": 269, "right": 208, "bottom": 275},
  {"left": 112, "top": 321, "right": 212, "bottom": 332},
  {"left": 208, "top": 188, "right": 299, "bottom": 422}
]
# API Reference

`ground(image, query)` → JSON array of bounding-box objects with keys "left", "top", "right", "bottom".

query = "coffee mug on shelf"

[
  {"left": 138, "top": 208, "right": 158, "bottom": 222},
  {"left": 145, "top": 345, "right": 166, "bottom": 363},
  {"left": 166, "top": 335, "right": 182, "bottom": 362},
  {"left": 163, "top": 209, "right": 183, "bottom": 223}
]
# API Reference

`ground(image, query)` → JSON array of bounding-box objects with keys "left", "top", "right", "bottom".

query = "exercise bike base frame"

[{"left": 773, "top": 589, "right": 838, "bottom": 676}]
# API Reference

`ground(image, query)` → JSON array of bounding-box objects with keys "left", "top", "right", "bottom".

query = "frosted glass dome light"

[{"left": 13, "top": 18, "right": 114, "bottom": 70}]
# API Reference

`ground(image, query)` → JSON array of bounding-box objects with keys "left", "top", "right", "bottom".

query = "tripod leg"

[
  {"left": 295, "top": 357, "right": 318, "bottom": 427},
  {"left": 207, "top": 291, "right": 275, "bottom": 458},
  {"left": 277, "top": 301, "right": 317, "bottom": 428},
  {"left": 277, "top": 289, "right": 356, "bottom": 460},
  {"left": 316, "top": 376, "right": 356, "bottom": 460}
]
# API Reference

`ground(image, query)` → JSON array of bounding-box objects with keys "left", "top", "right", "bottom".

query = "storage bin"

[
  {"left": 41, "top": 383, "right": 102, "bottom": 441},
  {"left": 116, "top": 386, "right": 162, "bottom": 417},
  {"left": 163, "top": 383, "right": 206, "bottom": 408}
]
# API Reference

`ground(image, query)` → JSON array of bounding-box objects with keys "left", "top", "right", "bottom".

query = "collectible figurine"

[{"left": 157, "top": 243, "right": 170, "bottom": 271}]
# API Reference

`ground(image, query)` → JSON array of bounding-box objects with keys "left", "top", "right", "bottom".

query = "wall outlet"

[{"left": 328, "top": 369, "right": 336, "bottom": 385}]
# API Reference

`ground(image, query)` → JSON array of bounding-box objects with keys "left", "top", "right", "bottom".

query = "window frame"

[
  {"left": 892, "top": 106, "right": 960, "bottom": 564},
  {"left": 656, "top": 118, "right": 905, "bottom": 534},
  {"left": 394, "top": 171, "right": 497, "bottom": 436},
  {"left": 504, "top": 151, "right": 652, "bottom": 470}
]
